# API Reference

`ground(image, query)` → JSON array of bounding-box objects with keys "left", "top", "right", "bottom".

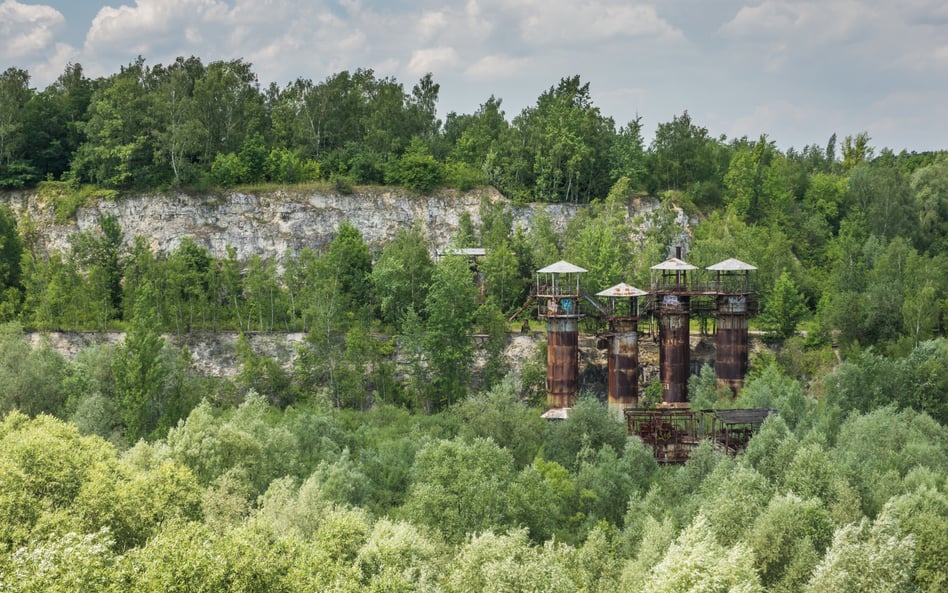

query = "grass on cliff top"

[{"left": 37, "top": 181, "right": 119, "bottom": 223}]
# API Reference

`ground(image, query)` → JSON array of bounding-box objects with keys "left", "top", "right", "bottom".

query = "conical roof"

[
  {"left": 537, "top": 260, "right": 588, "bottom": 274},
  {"left": 596, "top": 282, "right": 648, "bottom": 297},
  {"left": 707, "top": 258, "right": 757, "bottom": 271},
  {"left": 650, "top": 257, "right": 697, "bottom": 271}
]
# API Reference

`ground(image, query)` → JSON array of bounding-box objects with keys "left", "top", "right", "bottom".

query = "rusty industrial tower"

[
  {"left": 536, "top": 261, "right": 587, "bottom": 410},
  {"left": 650, "top": 253, "right": 698, "bottom": 403},
  {"left": 708, "top": 258, "right": 758, "bottom": 395},
  {"left": 596, "top": 282, "right": 647, "bottom": 417}
]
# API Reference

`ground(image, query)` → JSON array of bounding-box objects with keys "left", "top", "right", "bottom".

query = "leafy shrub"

[
  {"left": 332, "top": 173, "right": 355, "bottom": 194},
  {"left": 444, "top": 160, "right": 487, "bottom": 191},
  {"left": 210, "top": 152, "right": 247, "bottom": 187},
  {"left": 387, "top": 138, "right": 443, "bottom": 193}
]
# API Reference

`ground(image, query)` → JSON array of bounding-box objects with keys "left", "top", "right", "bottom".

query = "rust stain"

[
  {"left": 547, "top": 317, "right": 579, "bottom": 408},
  {"left": 658, "top": 297, "right": 690, "bottom": 403},
  {"left": 715, "top": 295, "right": 750, "bottom": 396},
  {"left": 607, "top": 318, "right": 639, "bottom": 411}
]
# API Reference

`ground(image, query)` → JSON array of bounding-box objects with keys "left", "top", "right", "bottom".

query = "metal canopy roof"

[
  {"left": 596, "top": 282, "right": 648, "bottom": 298},
  {"left": 650, "top": 257, "right": 698, "bottom": 271},
  {"left": 707, "top": 258, "right": 757, "bottom": 271},
  {"left": 541, "top": 407, "right": 571, "bottom": 420},
  {"left": 537, "top": 260, "right": 588, "bottom": 274},
  {"left": 705, "top": 408, "right": 776, "bottom": 425}
]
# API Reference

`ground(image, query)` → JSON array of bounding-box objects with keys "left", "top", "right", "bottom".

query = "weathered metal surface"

[
  {"left": 547, "top": 317, "right": 579, "bottom": 408},
  {"left": 700, "top": 408, "right": 776, "bottom": 454},
  {"left": 541, "top": 407, "right": 570, "bottom": 420},
  {"left": 715, "top": 295, "right": 750, "bottom": 396},
  {"left": 625, "top": 408, "right": 699, "bottom": 463},
  {"left": 607, "top": 318, "right": 639, "bottom": 415},
  {"left": 625, "top": 407, "right": 776, "bottom": 461},
  {"left": 657, "top": 294, "right": 690, "bottom": 403}
]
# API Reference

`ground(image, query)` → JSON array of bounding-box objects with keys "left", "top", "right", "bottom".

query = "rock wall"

[
  {"left": 26, "top": 331, "right": 306, "bottom": 379},
  {"left": 4, "top": 186, "right": 581, "bottom": 262}
]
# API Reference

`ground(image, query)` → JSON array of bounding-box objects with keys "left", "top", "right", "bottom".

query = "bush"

[
  {"left": 387, "top": 138, "right": 444, "bottom": 193},
  {"left": 210, "top": 152, "right": 247, "bottom": 187},
  {"left": 444, "top": 160, "right": 487, "bottom": 191},
  {"left": 331, "top": 173, "right": 355, "bottom": 195}
]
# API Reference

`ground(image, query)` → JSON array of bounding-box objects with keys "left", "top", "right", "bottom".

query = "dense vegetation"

[
  {"left": 0, "top": 56, "right": 946, "bottom": 592},
  {"left": 0, "top": 365, "right": 944, "bottom": 592}
]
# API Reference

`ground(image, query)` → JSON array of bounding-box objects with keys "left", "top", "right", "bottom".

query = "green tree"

[
  {"left": 910, "top": 156, "right": 948, "bottom": 254},
  {"left": 512, "top": 75, "right": 616, "bottom": 202},
  {"left": 480, "top": 240, "right": 522, "bottom": 312},
  {"left": 356, "top": 518, "right": 444, "bottom": 593},
  {"left": 445, "top": 529, "right": 575, "bottom": 593},
  {"left": 71, "top": 57, "right": 162, "bottom": 187},
  {"left": 453, "top": 376, "right": 545, "bottom": 468},
  {"left": 402, "top": 437, "right": 516, "bottom": 543},
  {"left": 20, "top": 62, "right": 93, "bottom": 181},
  {"left": 0, "top": 67, "right": 37, "bottom": 187},
  {"left": 761, "top": 271, "right": 808, "bottom": 339},
  {"left": 805, "top": 507, "right": 916, "bottom": 593},
  {"left": 0, "top": 529, "right": 117, "bottom": 592},
  {"left": 609, "top": 117, "right": 647, "bottom": 188},
  {"left": 151, "top": 56, "right": 204, "bottom": 185},
  {"left": 0, "top": 204, "right": 23, "bottom": 317},
  {"left": 643, "top": 514, "right": 763, "bottom": 593},
  {"left": 370, "top": 226, "right": 433, "bottom": 328},
  {"left": 71, "top": 214, "right": 123, "bottom": 326},
  {"left": 386, "top": 136, "right": 444, "bottom": 192},
  {"left": 422, "top": 255, "right": 479, "bottom": 408},
  {"left": 0, "top": 322, "right": 69, "bottom": 417},
  {"left": 112, "top": 282, "right": 192, "bottom": 442},
  {"left": 325, "top": 220, "right": 373, "bottom": 310},
  {"left": 543, "top": 395, "right": 628, "bottom": 471},
  {"left": 648, "top": 110, "right": 720, "bottom": 194},
  {"left": 885, "top": 486, "right": 948, "bottom": 593},
  {"left": 192, "top": 58, "right": 265, "bottom": 165}
]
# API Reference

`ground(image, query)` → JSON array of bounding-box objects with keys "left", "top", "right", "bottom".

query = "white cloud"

[
  {"left": 406, "top": 47, "right": 459, "bottom": 78},
  {"left": 720, "top": 0, "right": 870, "bottom": 42},
  {"left": 719, "top": 1, "right": 948, "bottom": 74},
  {"left": 0, "top": 0, "right": 66, "bottom": 59},
  {"left": 418, "top": 10, "right": 448, "bottom": 40},
  {"left": 28, "top": 41, "right": 79, "bottom": 82},
  {"left": 511, "top": 0, "right": 683, "bottom": 45},
  {"left": 465, "top": 54, "right": 530, "bottom": 80},
  {"left": 85, "top": 0, "right": 228, "bottom": 52},
  {"left": 76, "top": 0, "right": 378, "bottom": 83}
]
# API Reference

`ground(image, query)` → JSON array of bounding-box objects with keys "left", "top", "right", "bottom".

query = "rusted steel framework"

[
  {"left": 537, "top": 261, "right": 587, "bottom": 410},
  {"left": 700, "top": 408, "right": 776, "bottom": 454},
  {"left": 625, "top": 407, "right": 777, "bottom": 462},
  {"left": 707, "top": 259, "right": 758, "bottom": 396},
  {"left": 625, "top": 408, "right": 699, "bottom": 463}
]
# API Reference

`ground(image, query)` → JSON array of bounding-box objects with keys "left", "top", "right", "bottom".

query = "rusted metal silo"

[
  {"left": 537, "top": 261, "right": 587, "bottom": 410},
  {"left": 708, "top": 258, "right": 757, "bottom": 395},
  {"left": 651, "top": 255, "right": 698, "bottom": 403},
  {"left": 597, "top": 283, "right": 648, "bottom": 417}
]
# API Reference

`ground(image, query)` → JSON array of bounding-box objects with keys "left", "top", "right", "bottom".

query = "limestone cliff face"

[
  {"left": 7, "top": 186, "right": 695, "bottom": 379},
  {"left": 6, "top": 186, "right": 580, "bottom": 261}
]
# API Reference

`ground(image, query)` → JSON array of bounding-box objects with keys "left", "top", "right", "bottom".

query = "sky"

[{"left": 3, "top": 0, "right": 948, "bottom": 153}]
